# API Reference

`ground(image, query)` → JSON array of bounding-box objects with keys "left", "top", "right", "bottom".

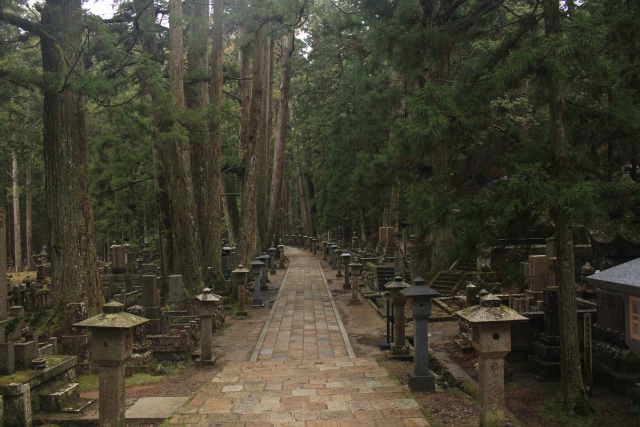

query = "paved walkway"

[{"left": 169, "top": 248, "right": 429, "bottom": 426}]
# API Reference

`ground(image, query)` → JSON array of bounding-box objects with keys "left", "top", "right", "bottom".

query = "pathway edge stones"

[
  {"left": 317, "top": 260, "right": 356, "bottom": 358},
  {"left": 249, "top": 265, "right": 291, "bottom": 362}
]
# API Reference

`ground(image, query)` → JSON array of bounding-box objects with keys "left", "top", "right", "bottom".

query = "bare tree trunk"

[
  {"left": 266, "top": 31, "right": 294, "bottom": 246},
  {"left": 256, "top": 25, "right": 272, "bottom": 247},
  {"left": 205, "top": 0, "right": 225, "bottom": 290},
  {"left": 186, "top": 0, "right": 223, "bottom": 291},
  {"left": 235, "top": 24, "right": 265, "bottom": 266},
  {"left": 222, "top": 173, "right": 240, "bottom": 245},
  {"left": 164, "top": 0, "right": 203, "bottom": 294},
  {"left": 26, "top": 158, "right": 34, "bottom": 271},
  {"left": 544, "top": 0, "right": 588, "bottom": 412},
  {"left": 237, "top": 22, "right": 252, "bottom": 163},
  {"left": 41, "top": 0, "right": 102, "bottom": 317},
  {"left": 11, "top": 153, "right": 22, "bottom": 272}
]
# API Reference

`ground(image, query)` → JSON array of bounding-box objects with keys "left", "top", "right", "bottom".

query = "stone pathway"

[{"left": 168, "top": 248, "right": 429, "bottom": 426}]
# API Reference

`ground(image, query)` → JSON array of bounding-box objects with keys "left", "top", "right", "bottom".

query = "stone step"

[
  {"left": 453, "top": 338, "right": 473, "bottom": 354},
  {"left": 39, "top": 382, "right": 80, "bottom": 412},
  {"left": 61, "top": 397, "right": 95, "bottom": 413}
]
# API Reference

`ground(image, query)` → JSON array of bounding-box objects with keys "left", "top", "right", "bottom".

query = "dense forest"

[{"left": 1, "top": 0, "right": 639, "bottom": 412}]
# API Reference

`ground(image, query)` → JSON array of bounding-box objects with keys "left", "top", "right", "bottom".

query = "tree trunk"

[
  {"left": 235, "top": 24, "right": 265, "bottom": 266},
  {"left": 186, "top": 0, "right": 223, "bottom": 291},
  {"left": 222, "top": 173, "right": 240, "bottom": 245},
  {"left": 41, "top": 0, "right": 102, "bottom": 317},
  {"left": 256, "top": 25, "right": 272, "bottom": 247},
  {"left": 12, "top": 153, "right": 22, "bottom": 272},
  {"left": 544, "top": 0, "right": 588, "bottom": 412},
  {"left": 266, "top": 31, "right": 294, "bottom": 246},
  {"left": 204, "top": 0, "right": 225, "bottom": 291},
  {"left": 26, "top": 158, "right": 34, "bottom": 271},
  {"left": 164, "top": 0, "right": 203, "bottom": 294},
  {"left": 237, "top": 23, "right": 252, "bottom": 164}
]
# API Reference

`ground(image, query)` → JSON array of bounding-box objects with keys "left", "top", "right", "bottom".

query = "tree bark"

[
  {"left": 12, "top": 153, "right": 22, "bottom": 272},
  {"left": 26, "top": 158, "right": 34, "bottom": 271},
  {"left": 256, "top": 25, "right": 272, "bottom": 247},
  {"left": 163, "top": 0, "right": 203, "bottom": 294},
  {"left": 235, "top": 23, "right": 265, "bottom": 266},
  {"left": 204, "top": 0, "right": 225, "bottom": 291},
  {"left": 544, "top": 0, "right": 588, "bottom": 412},
  {"left": 237, "top": 23, "right": 252, "bottom": 163},
  {"left": 41, "top": 0, "right": 102, "bottom": 317},
  {"left": 266, "top": 31, "right": 294, "bottom": 246},
  {"left": 222, "top": 173, "right": 240, "bottom": 245}
]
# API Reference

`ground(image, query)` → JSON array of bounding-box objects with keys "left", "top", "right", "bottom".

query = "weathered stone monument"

[
  {"left": 348, "top": 262, "right": 362, "bottom": 305},
  {"left": 259, "top": 252, "right": 270, "bottom": 290},
  {"left": 278, "top": 244, "right": 286, "bottom": 269},
  {"left": 402, "top": 276, "right": 440, "bottom": 391},
  {"left": 195, "top": 288, "right": 221, "bottom": 366},
  {"left": 60, "top": 302, "right": 91, "bottom": 365},
  {"left": 341, "top": 250, "right": 351, "bottom": 291},
  {"left": 141, "top": 275, "right": 167, "bottom": 335},
  {"left": 386, "top": 276, "right": 410, "bottom": 355},
  {"left": 528, "top": 255, "right": 548, "bottom": 291},
  {"left": 455, "top": 294, "right": 527, "bottom": 427},
  {"left": 75, "top": 302, "right": 148, "bottom": 427},
  {"left": 269, "top": 246, "right": 277, "bottom": 275},
  {"left": 232, "top": 265, "right": 250, "bottom": 317},
  {"left": 168, "top": 275, "right": 182, "bottom": 301},
  {"left": 250, "top": 259, "right": 264, "bottom": 306}
]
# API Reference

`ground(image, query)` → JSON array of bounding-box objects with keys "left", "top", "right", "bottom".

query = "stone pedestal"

[
  {"left": 341, "top": 251, "right": 351, "bottom": 291},
  {"left": 466, "top": 283, "right": 478, "bottom": 307},
  {"left": 233, "top": 266, "right": 250, "bottom": 317},
  {"left": 195, "top": 288, "right": 220, "bottom": 366},
  {"left": 99, "top": 365, "right": 126, "bottom": 427},
  {"left": 478, "top": 356, "right": 506, "bottom": 426},
  {"left": 259, "top": 253, "right": 270, "bottom": 290}
]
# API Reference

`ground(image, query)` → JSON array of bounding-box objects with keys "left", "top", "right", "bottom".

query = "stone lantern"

[
  {"left": 232, "top": 265, "right": 250, "bottom": 317},
  {"left": 74, "top": 302, "right": 148, "bottom": 427},
  {"left": 268, "top": 246, "right": 277, "bottom": 275},
  {"left": 351, "top": 231, "right": 359, "bottom": 252},
  {"left": 297, "top": 233, "right": 302, "bottom": 248},
  {"left": 329, "top": 243, "right": 338, "bottom": 270},
  {"left": 284, "top": 234, "right": 289, "bottom": 246},
  {"left": 341, "top": 251, "right": 352, "bottom": 291},
  {"left": 250, "top": 259, "right": 264, "bottom": 306},
  {"left": 401, "top": 277, "right": 440, "bottom": 391},
  {"left": 258, "top": 252, "right": 270, "bottom": 290},
  {"left": 455, "top": 294, "right": 528, "bottom": 427},
  {"left": 311, "top": 237, "right": 317, "bottom": 254},
  {"left": 322, "top": 241, "right": 328, "bottom": 260},
  {"left": 278, "top": 244, "right": 286, "bottom": 269},
  {"left": 195, "top": 288, "right": 221, "bottom": 366},
  {"left": 386, "top": 276, "right": 410, "bottom": 355},
  {"left": 303, "top": 235, "right": 308, "bottom": 250},
  {"left": 348, "top": 262, "right": 363, "bottom": 305}
]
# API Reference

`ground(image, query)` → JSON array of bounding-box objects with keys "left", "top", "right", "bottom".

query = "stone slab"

[{"left": 125, "top": 397, "right": 189, "bottom": 422}]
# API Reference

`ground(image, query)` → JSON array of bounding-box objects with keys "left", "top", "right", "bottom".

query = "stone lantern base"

[{"left": 408, "top": 370, "right": 436, "bottom": 392}]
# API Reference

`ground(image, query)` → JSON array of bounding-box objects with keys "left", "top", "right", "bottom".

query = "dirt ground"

[{"left": 69, "top": 251, "right": 639, "bottom": 426}]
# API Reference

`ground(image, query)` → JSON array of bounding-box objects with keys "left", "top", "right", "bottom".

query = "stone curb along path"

[{"left": 168, "top": 248, "right": 431, "bottom": 426}]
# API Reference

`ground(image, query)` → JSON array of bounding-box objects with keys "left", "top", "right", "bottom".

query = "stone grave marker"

[
  {"left": 529, "top": 255, "right": 549, "bottom": 291},
  {"left": 168, "top": 275, "right": 182, "bottom": 301}
]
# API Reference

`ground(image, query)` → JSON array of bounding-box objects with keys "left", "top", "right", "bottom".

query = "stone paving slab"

[
  {"left": 126, "top": 396, "right": 189, "bottom": 422},
  {"left": 168, "top": 248, "right": 429, "bottom": 426}
]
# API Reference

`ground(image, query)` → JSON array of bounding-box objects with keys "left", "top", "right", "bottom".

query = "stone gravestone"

[
  {"left": 142, "top": 275, "right": 166, "bottom": 334},
  {"left": 168, "top": 275, "right": 182, "bottom": 301},
  {"left": 61, "top": 302, "right": 92, "bottom": 364},
  {"left": 529, "top": 255, "right": 549, "bottom": 291}
]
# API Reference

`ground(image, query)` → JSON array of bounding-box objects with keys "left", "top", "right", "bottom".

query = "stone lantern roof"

[
  {"left": 386, "top": 276, "right": 410, "bottom": 290},
  {"left": 455, "top": 294, "right": 528, "bottom": 324},
  {"left": 74, "top": 302, "right": 148, "bottom": 329},
  {"left": 586, "top": 257, "right": 640, "bottom": 294},
  {"left": 195, "top": 288, "right": 221, "bottom": 303},
  {"left": 401, "top": 277, "right": 440, "bottom": 298}
]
